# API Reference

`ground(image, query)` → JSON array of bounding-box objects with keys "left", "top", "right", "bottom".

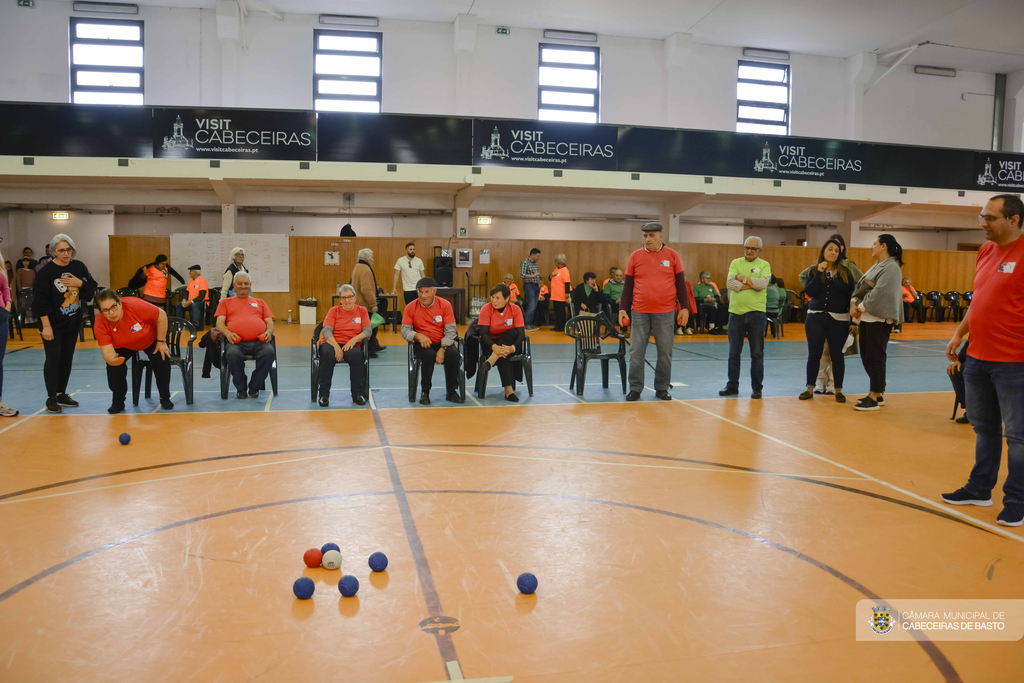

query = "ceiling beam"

[
  {"left": 663, "top": 192, "right": 706, "bottom": 216},
  {"left": 454, "top": 177, "right": 485, "bottom": 209},
  {"left": 209, "top": 179, "right": 236, "bottom": 205},
  {"left": 844, "top": 202, "right": 901, "bottom": 223}
]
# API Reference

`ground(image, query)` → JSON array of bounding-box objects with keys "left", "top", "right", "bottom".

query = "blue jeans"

[
  {"left": 523, "top": 282, "right": 540, "bottom": 326},
  {"left": 175, "top": 300, "right": 205, "bottom": 330},
  {"left": 727, "top": 311, "right": 767, "bottom": 392},
  {"left": 964, "top": 356, "right": 1024, "bottom": 505}
]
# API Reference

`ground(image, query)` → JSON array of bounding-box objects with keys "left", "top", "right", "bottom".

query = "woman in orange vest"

[
  {"left": 141, "top": 254, "right": 184, "bottom": 307},
  {"left": 550, "top": 253, "right": 571, "bottom": 332}
]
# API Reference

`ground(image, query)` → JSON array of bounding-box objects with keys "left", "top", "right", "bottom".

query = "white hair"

[
  {"left": 50, "top": 233, "right": 77, "bottom": 258},
  {"left": 744, "top": 236, "right": 763, "bottom": 249},
  {"left": 554, "top": 253, "right": 566, "bottom": 264},
  {"left": 339, "top": 283, "right": 356, "bottom": 295},
  {"left": 230, "top": 247, "right": 245, "bottom": 260},
  {"left": 357, "top": 248, "right": 373, "bottom": 262},
  {"left": 233, "top": 270, "right": 251, "bottom": 285}
]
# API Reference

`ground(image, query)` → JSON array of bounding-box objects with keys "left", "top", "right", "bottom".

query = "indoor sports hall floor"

[{"left": 2, "top": 322, "right": 1022, "bottom": 682}]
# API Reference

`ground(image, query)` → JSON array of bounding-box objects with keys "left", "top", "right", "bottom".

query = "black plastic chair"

[
  {"left": 565, "top": 313, "right": 626, "bottom": 395},
  {"left": 944, "top": 291, "right": 964, "bottom": 322},
  {"left": 78, "top": 301, "right": 96, "bottom": 342},
  {"left": 475, "top": 334, "right": 533, "bottom": 399},
  {"left": 925, "top": 291, "right": 947, "bottom": 322},
  {"left": 310, "top": 322, "right": 371, "bottom": 402},
  {"left": 8, "top": 296, "right": 21, "bottom": 341},
  {"left": 116, "top": 287, "right": 140, "bottom": 299},
  {"left": 408, "top": 336, "right": 466, "bottom": 402},
  {"left": 16, "top": 287, "right": 33, "bottom": 331},
  {"left": 130, "top": 318, "right": 197, "bottom": 406},
  {"left": 206, "top": 287, "right": 222, "bottom": 327},
  {"left": 219, "top": 334, "right": 278, "bottom": 399}
]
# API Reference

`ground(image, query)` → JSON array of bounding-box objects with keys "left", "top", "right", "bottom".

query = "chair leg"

[
  {"left": 524, "top": 356, "right": 533, "bottom": 397},
  {"left": 477, "top": 360, "right": 488, "bottom": 399},
  {"left": 601, "top": 358, "right": 610, "bottom": 388},
  {"left": 311, "top": 356, "right": 319, "bottom": 402},
  {"left": 270, "top": 366, "right": 279, "bottom": 396},
  {"left": 184, "top": 362, "right": 194, "bottom": 405},
  {"left": 132, "top": 357, "right": 142, "bottom": 407},
  {"left": 618, "top": 354, "right": 627, "bottom": 394},
  {"left": 220, "top": 359, "right": 229, "bottom": 399},
  {"left": 408, "top": 359, "right": 419, "bottom": 402},
  {"left": 576, "top": 358, "right": 588, "bottom": 396},
  {"left": 145, "top": 365, "right": 153, "bottom": 399},
  {"left": 569, "top": 362, "right": 577, "bottom": 391}
]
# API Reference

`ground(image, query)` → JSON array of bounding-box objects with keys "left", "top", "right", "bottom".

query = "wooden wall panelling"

[{"left": 108, "top": 235, "right": 171, "bottom": 291}]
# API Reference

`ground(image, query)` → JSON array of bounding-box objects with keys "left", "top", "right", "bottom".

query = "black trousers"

[
  {"left": 903, "top": 300, "right": 926, "bottom": 323},
  {"left": 108, "top": 341, "right": 172, "bottom": 404},
  {"left": 403, "top": 291, "right": 417, "bottom": 306},
  {"left": 859, "top": 321, "right": 892, "bottom": 394},
  {"left": 482, "top": 331, "right": 522, "bottom": 388},
  {"left": 415, "top": 342, "right": 460, "bottom": 394},
  {"left": 552, "top": 301, "right": 567, "bottom": 331},
  {"left": 804, "top": 313, "right": 848, "bottom": 389},
  {"left": 225, "top": 340, "right": 276, "bottom": 393},
  {"left": 42, "top": 328, "right": 79, "bottom": 398},
  {"left": 318, "top": 342, "right": 365, "bottom": 398}
]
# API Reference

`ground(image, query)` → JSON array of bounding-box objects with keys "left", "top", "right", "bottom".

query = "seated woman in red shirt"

[
  {"left": 478, "top": 283, "right": 525, "bottom": 402},
  {"left": 902, "top": 277, "right": 926, "bottom": 323},
  {"left": 94, "top": 289, "right": 173, "bottom": 414},
  {"left": 317, "top": 284, "right": 371, "bottom": 407}
]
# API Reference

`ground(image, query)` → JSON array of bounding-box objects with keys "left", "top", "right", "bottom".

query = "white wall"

[
  {"left": 114, "top": 213, "right": 202, "bottom": 235},
  {"left": 0, "top": 2, "right": 1001, "bottom": 149},
  {"left": 7, "top": 209, "right": 114, "bottom": 287}
]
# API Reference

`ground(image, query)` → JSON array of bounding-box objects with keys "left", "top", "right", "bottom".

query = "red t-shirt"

[
  {"left": 625, "top": 245, "right": 684, "bottom": 313},
  {"left": 95, "top": 296, "right": 160, "bottom": 351},
  {"left": 967, "top": 236, "right": 1024, "bottom": 363},
  {"left": 402, "top": 296, "right": 455, "bottom": 344},
  {"left": 478, "top": 302, "right": 524, "bottom": 337},
  {"left": 215, "top": 296, "right": 273, "bottom": 342},
  {"left": 551, "top": 267, "right": 570, "bottom": 302},
  {"left": 323, "top": 304, "right": 369, "bottom": 344},
  {"left": 144, "top": 265, "right": 167, "bottom": 298}
]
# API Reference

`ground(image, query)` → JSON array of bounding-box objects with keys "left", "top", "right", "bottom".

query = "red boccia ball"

[{"left": 303, "top": 548, "right": 324, "bottom": 568}]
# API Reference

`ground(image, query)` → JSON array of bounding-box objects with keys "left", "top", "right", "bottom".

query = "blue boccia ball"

[
  {"left": 119, "top": 433, "right": 131, "bottom": 445},
  {"left": 368, "top": 552, "right": 388, "bottom": 572},
  {"left": 293, "top": 577, "right": 315, "bottom": 600},
  {"left": 517, "top": 572, "right": 538, "bottom": 595},
  {"left": 338, "top": 575, "right": 359, "bottom": 597},
  {"left": 320, "top": 542, "right": 340, "bottom": 554}
]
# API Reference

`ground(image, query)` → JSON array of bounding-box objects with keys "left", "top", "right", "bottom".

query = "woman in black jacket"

[
  {"left": 33, "top": 234, "right": 97, "bottom": 413},
  {"left": 799, "top": 238, "right": 856, "bottom": 403}
]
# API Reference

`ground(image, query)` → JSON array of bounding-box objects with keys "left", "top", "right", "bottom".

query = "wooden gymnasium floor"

[{"left": 1, "top": 321, "right": 1023, "bottom": 682}]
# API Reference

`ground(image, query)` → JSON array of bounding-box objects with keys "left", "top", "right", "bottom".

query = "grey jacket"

[{"left": 852, "top": 257, "right": 904, "bottom": 323}]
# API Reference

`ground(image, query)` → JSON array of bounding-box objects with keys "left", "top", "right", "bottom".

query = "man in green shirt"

[
  {"left": 603, "top": 268, "right": 624, "bottom": 316},
  {"left": 721, "top": 236, "right": 771, "bottom": 398}
]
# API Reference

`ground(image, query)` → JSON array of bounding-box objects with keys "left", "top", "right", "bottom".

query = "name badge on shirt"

[
  {"left": 999, "top": 262, "right": 1016, "bottom": 273},
  {"left": 130, "top": 322, "right": 142, "bottom": 333},
  {"left": 353, "top": 317, "right": 361, "bottom": 324},
  {"left": 504, "top": 318, "right": 513, "bottom": 326},
  {"left": 752, "top": 268, "right": 761, "bottom": 274},
  {"left": 660, "top": 260, "right": 670, "bottom": 267},
  {"left": 433, "top": 315, "right": 443, "bottom": 323},
  {"left": 249, "top": 302, "right": 258, "bottom": 308}
]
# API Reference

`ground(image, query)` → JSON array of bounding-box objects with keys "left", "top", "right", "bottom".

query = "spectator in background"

[
  {"left": 34, "top": 244, "right": 52, "bottom": 273},
  {"left": 799, "top": 238, "right": 855, "bottom": 403},
  {"left": 478, "top": 283, "right": 525, "bottom": 402},
  {"left": 504, "top": 273, "right": 521, "bottom": 306},
  {"left": 535, "top": 282, "right": 550, "bottom": 326},
  {"left": 604, "top": 267, "right": 625, "bottom": 316},
  {"left": 176, "top": 264, "right": 208, "bottom": 331},
  {"left": 775, "top": 278, "right": 788, "bottom": 313},
  {"left": 520, "top": 248, "right": 542, "bottom": 332},
  {"left": 550, "top": 254, "right": 571, "bottom": 332},
  {"left": 720, "top": 236, "right": 771, "bottom": 398},
  {"left": 17, "top": 247, "right": 37, "bottom": 272},
  {"left": 215, "top": 272, "right": 276, "bottom": 400},
  {"left": 392, "top": 242, "right": 425, "bottom": 306},
  {"left": 902, "top": 277, "right": 926, "bottom": 323},
  {"left": 851, "top": 234, "right": 904, "bottom": 411},
  {"left": 765, "top": 274, "right": 780, "bottom": 317},
  {"left": 141, "top": 254, "right": 184, "bottom": 307},
  {"left": 941, "top": 194, "right": 1024, "bottom": 526},
  {"left": 221, "top": 247, "right": 248, "bottom": 298},
  {"left": 33, "top": 234, "right": 97, "bottom": 413},
  {"left": 352, "top": 248, "right": 384, "bottom": 357},
  {"left": 0, "top": 244, "right": 16, "bottom": 417},
  {"left": 572, "top": 272, "right": 603, "bottom": 315},
  {"left": 692, "top": 271, "right": 720, "bottom": 332}
]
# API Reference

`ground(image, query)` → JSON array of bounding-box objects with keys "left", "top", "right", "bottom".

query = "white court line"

[
  {"left": 393, "top": 445, "right": 867, "bottom": 480},
  {"left": 150, "top": 391, "right": 179, "bottom": 414},
  {"left": 418, "top": 661, "right": 512, "bottom": 683},
  {"left": 676, "top": 400, "right": 1024, "bottom": 544},
  {"left": 553, "top": 384, "right": 585, "bottom": 404},
  {"left": 264, "top": 393, "right": 273, "bottom": 412},
  {"left": 0, "top": 407, "right": 46, "bottom": 437},
  {"left": 0, "top": 445, "right": 386, "bottom": 507},
  {"left": 468, "top": 393, "right": 484, "bottom": 407}
]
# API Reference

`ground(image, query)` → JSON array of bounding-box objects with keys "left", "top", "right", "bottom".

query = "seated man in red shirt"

[
  {"left": 94, "top": 288, "right": 173, "bottom": 414},
  {"left": 215, "top": 272, "right": 275, "bottom": 400},
  {"left": 478, "top": 283, "right": 525, "bottom": 402},
  {"left": 175, "top": 264, "right": 209, "bottom": 331},
  {"left": 401, "top": 277, "right": 463, "bottom": 405},
  {"left": 317, "top": 284, "right": 371, "bottom": 407}
]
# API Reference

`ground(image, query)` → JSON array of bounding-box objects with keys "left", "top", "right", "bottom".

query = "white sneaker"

[
  {"left": 684, "top": 328, "right": 693, "bottom": 335},
  {"left": 0, "top": 400, "right": 19, "bottom": 417}
]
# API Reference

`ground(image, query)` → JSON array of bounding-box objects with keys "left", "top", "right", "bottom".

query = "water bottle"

[{"left": 287, "top": 309, "right": 293, "bottom": 324}]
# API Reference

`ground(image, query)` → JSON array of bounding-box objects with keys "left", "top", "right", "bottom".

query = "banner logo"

[
  {"left": 977, "top": 158, "right": 998, "bottom": 186},
  {"left": 753, "top": 142, "right": 776, "bottom": 172},
  {"left": 161, "top": 115, "right": 194, "bottom": 152},
  {"left": 479, "top": 127, "right": 509, "bottom": 160}
]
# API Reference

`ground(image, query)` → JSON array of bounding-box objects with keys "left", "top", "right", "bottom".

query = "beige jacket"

[{"left": 351, "top": 262, "right": 378, "bottom": 313}]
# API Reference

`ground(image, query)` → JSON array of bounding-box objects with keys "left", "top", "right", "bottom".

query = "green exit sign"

[
  {"left": 18, "top": 0, "right": 35, "bottom": 7},
  {"left": 496, "top": 27, "right": 510, "bottom": 35}
]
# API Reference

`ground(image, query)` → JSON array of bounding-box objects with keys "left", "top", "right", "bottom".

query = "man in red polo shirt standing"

[
  {"left": 942, "top": 194, "right": 1024, "bottom": 526},
  {"left": 618, "top": 221, "right": 690, "bottom": 401},
  {"left": 401, "top": 277, "right": 463, "bottom": 405},
  {"left": 215, "top": 272, "right": 276, "bottom": 400},
  {"left": 94, "top": 288, "right": 173, "bottom": 414}
]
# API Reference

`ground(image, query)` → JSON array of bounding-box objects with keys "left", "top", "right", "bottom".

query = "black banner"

[
  {"left": 0, "top": 102, "right": 152, "bottom": 158},
  {"left": 317, "top": 112, "right": 472, "bottom": 165},
  {"left": 152, "top": 108, "right": 316, "bottom": 160},
  {"left": 473, "top": 118, "right": 617, "bottom": 170}
]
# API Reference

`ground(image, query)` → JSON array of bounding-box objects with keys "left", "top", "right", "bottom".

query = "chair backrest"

[
  {"left": 17, "top": 287, "right": 32, "bottom": 307},
  {"left": 170, "top": 285, "right": 188, "bottom": 304},
  {"left": 944, "top": 291, "right": 960, "bottom": 304},
  {"left": 116, "top": 287, "right": 139, "bottom": 299},
  {"left": 166, "top": 317, "right": 196, "bottom": 360},
  {"left": 208, "top": 286, "right": 222, "bottom": 310},
  {"left": 565, "top": 313, "right": 618, "bottom": 353},
  {"left": 963, "top": 291, "right": 973, "bottom": 303},
  {"left": 311, "top": 322, "right": 323, "bottom": 358},
  {"left": 926, "top": 291, "right": 943, "bottom": 304}
]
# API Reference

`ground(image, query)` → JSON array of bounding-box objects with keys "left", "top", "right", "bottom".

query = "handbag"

[
  {"left": 843, "top": 331, "right": 859, "bottom": 356},
  {"left": 370, "top": 312, "right": 385, "bottom": 328}
]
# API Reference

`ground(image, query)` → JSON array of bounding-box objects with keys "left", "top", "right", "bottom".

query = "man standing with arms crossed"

[
  {"left": 618, "top": 222, "right": 689, "bottom": 401},
  {"left": 520, "top": 248, "right": 542, "bottom": 332},
  {"left": 941, "top": 194, "right": 1024, "bottom": 526}
]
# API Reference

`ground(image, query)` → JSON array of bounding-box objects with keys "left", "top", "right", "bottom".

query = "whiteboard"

[{"left": 170, "top": 234, "right": 289, "bottom": 293}]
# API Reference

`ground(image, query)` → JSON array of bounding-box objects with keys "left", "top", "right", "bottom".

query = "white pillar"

[
  {"left": 221, "top": 204, "right": 237, "bottom": 234},
  {"left": 216, "top": 0, "right": 240, "bottom": 107},
  {"left": 662, "top": 33, "right": 692, "bottom": 128},
  {"left": 453, "top": 14, "right": 478, "bottom": 116},
  {"left": 845, "top": 53, "right": 876, "bottom": 140}
]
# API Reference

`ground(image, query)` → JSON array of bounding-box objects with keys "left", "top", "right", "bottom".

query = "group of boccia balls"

[
  {"left": 292, "top": 542, "right": 539, "bottom": 599},
  {"left": 292, "top": 543, "right": 388, "bottom": 599}
]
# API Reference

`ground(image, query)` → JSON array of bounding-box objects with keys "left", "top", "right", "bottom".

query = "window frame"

[
  {"left": 69, "top": 16, "right": 145, "bottom": 105},
  {"left": 313, "top": 28, "right": 383, "bottom": 113},
  {"left": 736, "top": 59, "right": 790, "bottom": 135},
  {"left": 537, "top": 42, "right": 600, "bottom": 123}
]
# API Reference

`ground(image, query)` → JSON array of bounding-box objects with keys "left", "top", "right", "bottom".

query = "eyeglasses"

[
  {"left": 99, "top": 301, "right": 121, "bottom": 314},
  {"left": 744, "top": 246, "right": 761, "bottom": 251},
  {"left": 978, "top": 214, "right": 1001, "bottom": 223},
  {"left": 54, "top": 247, "right": 73, "bottom": 254},
  {"left": 339, "top": 294, "right": 356, "bottom": 300}
]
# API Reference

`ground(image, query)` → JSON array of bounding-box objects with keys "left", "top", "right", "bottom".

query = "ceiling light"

[
  {"left": 743, "top": 47, "right": 790, "bottom": 62},
  {"left": 543, "top": 30, "right": 598, "bottom": 43},
  {"left": 319, "top": 15, "right": 379, "bottom": 28},
  {"left": 914, "top": 65, "right": 956, "bottom": 77},
  {"left": 72, "top": 2, "right": 138, "bottom": 14}
]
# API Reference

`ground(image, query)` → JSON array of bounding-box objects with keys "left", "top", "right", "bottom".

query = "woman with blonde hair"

[{"left": 0, "top": 243, "right": 18, "bottom": 415}]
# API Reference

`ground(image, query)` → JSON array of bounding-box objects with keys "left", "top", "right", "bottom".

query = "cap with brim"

[
  {"left": 188, "top": 264, "right": 201, "bottom": 271},
  {"left": 640, "top": 221, "right": 663, "bottom": 233},
  {"left": 416, "top": 277, "right": 438, "bottom": 289}
]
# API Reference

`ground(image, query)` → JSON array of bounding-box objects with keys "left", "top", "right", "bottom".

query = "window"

[
  {"left": 538, "top": 43, "right": 600, "bottom": 123},
  {"left": 314, "top": 29, "right": 382, "bottom": 113},
  {"left": 736, "top": 60, "right": 789, "bottom": 135},
  {"left": 69, "top": 17, "right": 144, "bottom": 105}
]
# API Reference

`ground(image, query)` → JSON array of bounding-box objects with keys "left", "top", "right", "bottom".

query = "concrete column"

[
  {"left": 662, "top": 33, "right": 692, "bottom": 128},
  {"left": 845, "top": 53, "right": 877, "bottom": 140},
  {"left": 453, "top": 14, "right": 478, "bottom": 116},
  {"left": 453, "top": 207, "right": 469, "bottom": 238},
  {"left": 221, "top": 204, "right": 237, "bottom": 234}
]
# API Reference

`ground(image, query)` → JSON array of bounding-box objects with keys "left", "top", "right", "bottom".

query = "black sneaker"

[
  {"left": 160, "top": 399, "right": 175, "bottom": 410},
  {"left": 248, "top": 388, "right": 260, "bottom": 399},
  {"left": 46, "top": 398, "right": 62, "bottom": 413},
  {"left": 940, "top": 487, "right": 993, "bottom": 507},
  {"left": 955, "top": 414, "right": 970, "bottom": 424},
  {"left": 719, "top": 387, "right": 739, "bottom": 396},
  {"left": 107, "top": 402, "right": 125, "bottom": 415},
  {"left": 876, "top": 395, "right": 885, "bottom": 407},
  {"left": 997, "top": 504, "right": 1024, "bottom": 527},
  {"left": 353, "top": 395, "right": 366, "bottom": 406},
  {"left": 419, "top": 393, "right": 431, "bottom": 405},
  {"left": 56, "top": 393, "right": 79, "bottom": 407},
  {"left": 446, "top": 392, "right": 465, "bottom": 404},
  {"left": 318, "top": 395, "right": 329, "bottom": 407},
  {"left": 236, "top": 391, "right": 248, "bottom": 399},
  {"left": 625, "top": 391, "right": 641, "bottom": 401},
  {"left": 854, "top": 396, "right": 880, "bottom": 411},
  {"left": 751, "top": 391, "right": 762, "bottom": 399}
]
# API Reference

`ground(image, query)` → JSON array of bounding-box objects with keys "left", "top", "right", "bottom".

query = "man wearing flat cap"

[
  {"left": 401, "top": 277, "right": 464, "bottom": 405},
  {"left": 175, "top": 264, "right": 209, "bottom": 331},
  {"left": 618, "top": 221, "right": 690, "bottom": 401}
]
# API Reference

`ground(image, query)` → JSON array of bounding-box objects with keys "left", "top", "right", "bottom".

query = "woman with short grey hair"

[{"left": 222, "top": 247, "right": 247, "bottom": 297}]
